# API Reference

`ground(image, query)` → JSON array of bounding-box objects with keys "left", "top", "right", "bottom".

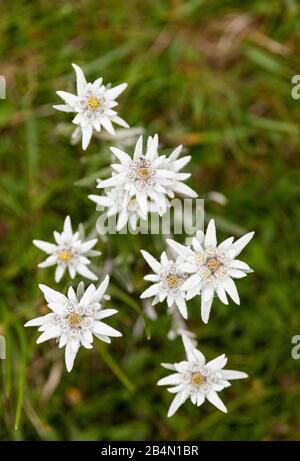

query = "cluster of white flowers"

[
  {"left": 141, "top": 218, "right": 254, "bottom": 324},
  {"left": 24, "top": 63, "right": 254, "bottom": 417},
  {"left": 89, "top": 134, "right": 197, "bottom": 231}
]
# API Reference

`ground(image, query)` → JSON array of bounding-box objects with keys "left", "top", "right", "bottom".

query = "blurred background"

[{"left": 1, "top": 0, "right": 300, "bottom": 441}]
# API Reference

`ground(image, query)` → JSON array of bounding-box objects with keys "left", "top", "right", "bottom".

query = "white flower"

[
  {"left": 89, "top": 187, "right": 157, "bottom": 232},
  {"left": 140, "top": 250, "right": 188, "bottom": 319},
  {"left": 96, "top": 134, "right": 197, "bottom": 218},
  {"left": 24, "top": 277, "right": 122, "bottom": 372},
  {"left": 33, "top": 216, "right": 100, "bottom": 283},
  {"left": 54, "top": 63, "right": 128, "bottom": 150},
  {"left": 167, "top": 219, "right": 254, "bottom": 323},
  {"left": 148, "top": 137, "right": 196, "bottom": 199},
  {"left": 158, "top": 334, "right": 248, "bottom": 417}
]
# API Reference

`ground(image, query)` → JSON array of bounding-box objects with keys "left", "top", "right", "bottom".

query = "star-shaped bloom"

[
  {"left": 167, "top": 219, "right": 254, "bottom": 323},
  {"left": 54, "top": 63, "right": 128, "bottom": 150},
  {"left": 96, "top": 134, "right": 197, "bottom": 220},
  {"left": 140, "top": 250, "right": 188, "bottom": 319},
  {"left": 25, "top": 277, "right": 122, "bottom": 372},
  {"left": 33, "top": 216, "right": 100, "bottom": 283},
  {"left": 158, "top": 334, "right": 248, "bottom": 417}
]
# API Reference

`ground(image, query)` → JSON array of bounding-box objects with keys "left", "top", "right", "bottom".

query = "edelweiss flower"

[
  {"left": 167, "top": 219, "right": 254, "bottom": 323},
  {"left": 158, "top": 334, "right": 248, "bottom": 417},
  {"left": 96, "top": 134, "right": 197, "bottom": 218},
  {"left": 54, "top": 63, "right": 128, "bottom": 150},
  {"left": 25, "top": 277, "right": 122, "bottom": 372},
  {"left": 89, "top": 187, "right": 157, "bottom": 231},
  {"left": 140, "top": 250, "right": 188, "bottom": 319},
  {"left": 33, "top": 216, "right": 100, "bottom": 282}
]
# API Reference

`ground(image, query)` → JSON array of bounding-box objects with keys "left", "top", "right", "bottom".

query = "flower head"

[
  {"left": 33, "top": 216, "right": 100, "bottom": 282},
  {"left": 92, "top": 134, "right": 197, "bottom": 229},
  {"left": 25, "top": 277, "right": 122, "bottom": 372},
  {"left": 158, "top": 334, "right": 248, "bottom": 417},
  {"left": 140, "top": 250, "right": 188, "bottom": 319},
  {"left": 167, "top": 219, "right": 254, "bottom": 323},
  {"left": 54, "top": 63, "right": 128, "bottom": 150}
]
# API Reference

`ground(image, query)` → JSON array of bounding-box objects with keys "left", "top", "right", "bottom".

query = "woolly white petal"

[
  {"left": 76, "top": 264, "right": 97, "bottom": 281},
  {"left": 201, "top": 287, "right": 214, "bottom": 323},
  {"left": 166, "top": 239, "right": 192, "bottom": 258},
  {"left": 167, "top": 391, "right": 188, "bottom": 417},
  {"left": 56, "top": 90, "right": 78, "bottom": 107},
  {"left": 181, "top": 273, "right": 200, "bottom": 292},
  {"left": 141, "top": 250, "right": 161, "bottom": 273},
  {"left": 110, "top": 146, "right": 132, "bottom": 164},
  {"left": 38, "top": 255, "right": 57, "bottom": 268},
  {"left": 172, "top": 182, "right": 198, "bottom": 198},
  {"left": 93, "top": 321, "right": 122, "bottom": 337},
  {"left": 33, "top": 240, "right": 57, "bottom": 254},
  {"left": 105, "top": 83, "right": 127, "bottom": 100},
  {"left": 133, "top": 135, "right": 143, "bottom": 160},
  {"left": 206, "top": 354, "right": 227, "bottom": 372},
  {"left": 94, "top": 274, "right": 110, "bottom": 302},
  {"left": 55, "top": 265, "right": 66, "bottom": 283},
  {"left": 220, "top": 370, "right": 248, "bottom": 380},
  {"left": 72, "top": 63, "right": 87, "bottom": 95},
  {"left": 157, "top": 373, "right": 182, "bottom": 386},
  {"left": 141, "top": 283, "right": 160, "bottom": 299},
  {"left": 101, "top": 116, "right": 115, "bottom": 135},
  {"left": 229, "top": 231, "right": 255, "bottom": 258},
  {"left": 175, "top": 297, "right": 188, "bottom": 319},
  {"left": 65, "top": 341, "right": 79, "bottom": 372},
  {"left": 204, "top": 219, "right": 217, "bottom": 248},
  {"left": 206, "top": 391, "right": 227, "bottom": 413},
  {"left": 82, "top": 124, "right": 93, "bottom": 150},
  {"left": 36, "top": 327, "right": 61, "bottom": 344},
  {"left": 80, "top": 239, "right": 98, "bottom": 252},
  {"left": 223, "top": 277, "right": 240, "bottom": 304},
  {"left": 39, "top": 284, "right": 67, "bottom": 304}
]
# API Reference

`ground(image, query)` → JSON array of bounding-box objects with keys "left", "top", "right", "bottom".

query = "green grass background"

[{"left": 1, "top": 0, "right": 300, "bottom": 441}]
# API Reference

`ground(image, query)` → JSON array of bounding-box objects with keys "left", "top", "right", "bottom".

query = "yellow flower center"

[
  {"left": 196, "top": 253, "right": 205, "bottom": 264},
  {"left": 192, "top": 372, "right": 205, "bottom": 386},
  {"left": 136, "top": 167, "right": 151, "bottom": 181},
  {"left": 207, "top": 257, "right": 221, "bottom": 272},
  {"left": 166, "top": 275, "right": 181, "bottom": 288},
  {"left": 58, "top": 249, "right": 72, "bottom": 262},
  {"left": 68, "top": 313, "right": 81, "bottom": 329},
  {"left": 87, "top": 96, "right": 100, "bottom": 111}
]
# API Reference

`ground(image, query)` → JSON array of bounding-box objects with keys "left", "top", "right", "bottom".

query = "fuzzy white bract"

[
  {"left": 158, "top": 335, "right": 248, "bottom": 417},
  {"left": 91, "top": 134, "right": 197, "bottom": 230},
  {"left": 54, "top": 63, "right": 128, "bottom": 150},
  {"left": 24, "top": 277, "right": 122, "bottom": 372},
  {"left": 140, "top": 250, "right": 188, "bottom": 319},
  {"left": 167, "top": 219, "right": 254, "bottom": 323},
  {"left": 33, "top": 216, "right": 100, "bottom": 283}
]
